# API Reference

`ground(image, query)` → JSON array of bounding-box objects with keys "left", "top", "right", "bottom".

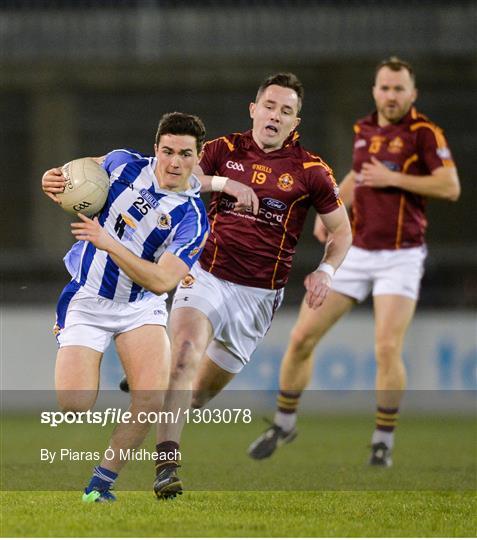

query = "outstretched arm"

[{"left": 71, "top": 214, "right": 189, "bottom": 294}]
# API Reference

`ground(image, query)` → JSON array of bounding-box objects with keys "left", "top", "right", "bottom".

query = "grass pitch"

[
  {"left": 2, "top": 490, "right": 475, "bottom": 537},
  {"left": 1, "top": 413, "right": 476, "bottom": 537}
]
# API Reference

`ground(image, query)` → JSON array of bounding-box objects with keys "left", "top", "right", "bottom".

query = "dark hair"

[
  {"left": 256, "top": 72, "right": 304, "bottom": 112},
  {"left": 375, "top": 56, "right": 416, "bottom": 84},
  {"left": 155, "top": 112, "right": 206, "bottom": 153}
]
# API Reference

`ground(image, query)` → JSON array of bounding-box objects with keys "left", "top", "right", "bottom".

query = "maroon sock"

[
  {"left": 277, "top": 390, "right": 301, "bottom": 415},
  {"left": 155, "top": 440, "right": 180, "bottom": 473},
  {"left": 375, "top": 406, "right": 399, "bottom": 433}
]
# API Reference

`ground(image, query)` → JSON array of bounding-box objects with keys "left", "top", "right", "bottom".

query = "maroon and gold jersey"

[
  {"left": 199, "top": 130, "right": 341, "bottom": 289},
  {"left": 351, "top": 107, "right": 455, "bottom": 250}
]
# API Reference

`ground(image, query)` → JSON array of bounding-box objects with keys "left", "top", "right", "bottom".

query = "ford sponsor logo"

[{"left": 263, "top": 197, "right": 287, "bottom": 211}]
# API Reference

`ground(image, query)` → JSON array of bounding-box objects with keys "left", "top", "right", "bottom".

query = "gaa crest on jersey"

[
  {"left": 388, "top": 136, "right": 404, "bottom": 154},
  {"left": 226, "top": 160, "right": 245, "bottom": 172},
  {"left": 277, "top": 173, "right": 294, "bottom": 191},
  {"left": 157, "top": 213, "right": 172, "bottom": 230},
  {"left": 180, "top": 274, "right": 195, "bottom": 288}
]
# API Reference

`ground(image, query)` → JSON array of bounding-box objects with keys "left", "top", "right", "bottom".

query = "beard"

[{"left": 380, "top": 103, "right": 410, "bottom": 124}]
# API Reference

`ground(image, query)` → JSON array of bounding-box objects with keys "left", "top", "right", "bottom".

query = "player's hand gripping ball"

[{"left": 58, "top": 158, "right": 109, "bottom": 217}]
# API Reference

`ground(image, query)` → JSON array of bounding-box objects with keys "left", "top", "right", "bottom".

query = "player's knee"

[
  {"left": 288, "top": 326, "right": 319, "bottom": 358},
  {"left": 171, "top": 336, "right": 200, "bottom": 359},
  {"left": 375, "top": 339, "right": 402, "bottom": 366},
  {"left": 170, "top": 340, "right": 201, "bottom": 379},
  {"left": 170, "top": 359, "right": 194, "bottom": 382},
  {"left": 57, "top": 390, "right": 96, "bottom": 413},
  {"left": 59, "top": 406, "right": 91, "bottom": 417},
  {"left": 130, "top": 391, "right": 165, "bottom": 415}
]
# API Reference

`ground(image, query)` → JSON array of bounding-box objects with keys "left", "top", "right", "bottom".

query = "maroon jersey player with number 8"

[{"left": 248, "top": 57, "right": 460, "bottom": 468}]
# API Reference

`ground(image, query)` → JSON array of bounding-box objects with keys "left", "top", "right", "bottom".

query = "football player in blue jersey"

[
  {"left": 42, "top": 112, "right": 259, "bottom": 502},
  {"left": 43, "top": 112, "right": 214, "bottom": 503}
]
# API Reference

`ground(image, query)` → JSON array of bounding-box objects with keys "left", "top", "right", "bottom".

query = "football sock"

[
  {"left": 274, "top": 390, "right": 301, "bottom": 432},
  {"left": 155, "top": 440, "right": 180, "bottom": 474},
  {"left": 372, "top": 406, "right": 399, "bottom": 449},
  {"left": 85, "top": 465, "right": 118, "bottom": 494}
]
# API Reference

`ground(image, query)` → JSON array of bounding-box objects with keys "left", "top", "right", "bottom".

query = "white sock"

[
  {"left": 274, "top": 411, "right": 297, "bottom": 433},
  {"left": 372, "top": 429, "right": 394, "bottom": 449}
]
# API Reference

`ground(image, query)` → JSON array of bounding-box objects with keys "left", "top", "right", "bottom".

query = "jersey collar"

[{"left": 370, "top": 107, "right": 416, "bottom": 128}]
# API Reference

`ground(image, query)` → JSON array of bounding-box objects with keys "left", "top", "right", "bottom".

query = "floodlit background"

[{"left": 1, "top": 0, "right": 476, "bottom": 394}]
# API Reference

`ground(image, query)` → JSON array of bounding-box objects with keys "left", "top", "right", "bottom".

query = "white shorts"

[
  {"left": 332, "top": 245, "right": 427, "bottom": 302},
  {"left": 54, "top": 284, "right": 168, "bottom": 353},
  {"left": 171, "top": 264, "right": 284, "bottom": 374}
]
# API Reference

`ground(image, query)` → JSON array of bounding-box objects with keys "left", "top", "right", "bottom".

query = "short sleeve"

[
  {"left": 102, "top": 149, "right": 144, "bottom": 176},
  {"left": 63, "top": 240, "right": 85, "bottom": 278},
  {"left": 307, "top": 163, "right": 342, "bottom": 215},
  {"left": 351, "top": 126, "right": 362, "bottom": 173},
  {"left": 199, "top": 139, "right": 226, "bottom": 175},
  {"left": 166, "top": 199, "right": 210, "bottom": 268},
  {"left": 417, "top": 125, "right": 455, "bottom": 172}
]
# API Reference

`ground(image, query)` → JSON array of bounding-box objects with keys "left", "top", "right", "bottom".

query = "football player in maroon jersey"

[
  {"left": 152, "top": 73, "right": 351, "bottom": 498},
  {"left": 248, "top": 58, "right": 460, "bottom": 467}
]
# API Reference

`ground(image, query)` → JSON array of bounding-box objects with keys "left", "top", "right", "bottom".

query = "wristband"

[
  {"left": 317, "top": 262, "right": 335, "bottom": 279},
  {"left": 211, "top": 176, "right": 228, "bottom": 192}
]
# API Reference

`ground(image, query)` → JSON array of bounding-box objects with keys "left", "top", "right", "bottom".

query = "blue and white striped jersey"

[{"left": 63, "top": 149, "right": 209, "bottom": 303}]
